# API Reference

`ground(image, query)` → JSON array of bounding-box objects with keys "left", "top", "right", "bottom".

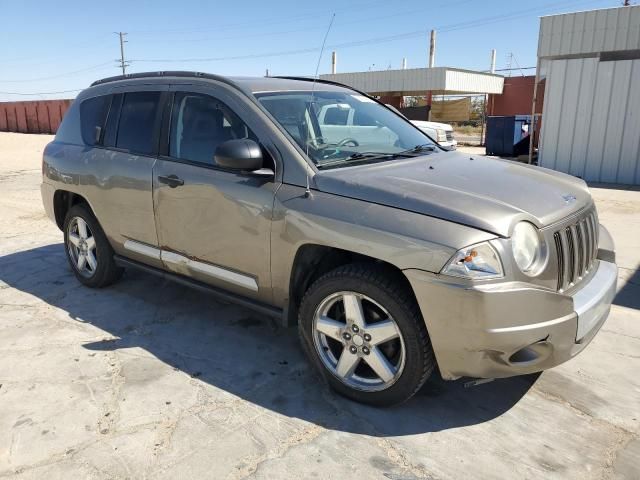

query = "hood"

[{"left": 314, "top": 151, "right": 592, "bottom": 237}]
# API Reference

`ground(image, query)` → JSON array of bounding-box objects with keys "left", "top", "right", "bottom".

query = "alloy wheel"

[
  {"left": 67, "top": 216, "right": 98, "bottom": 278},
  {"left": 312, "top": 291, "right": 406, "bottom": 392}
]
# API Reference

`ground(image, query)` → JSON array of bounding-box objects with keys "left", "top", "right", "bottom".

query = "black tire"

[
  {"left": 63, "top": 203, "right": 123, "bottom": 288},
  {"left": 298, "top": 263, "right": 436, "bottom": 407}
]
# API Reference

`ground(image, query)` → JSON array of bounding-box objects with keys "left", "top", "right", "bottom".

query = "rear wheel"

[
  {"left": 63, "top": 204, "right": 123, "bottom": 288},
  {"left": 298, "top": 263, "right": 436, "bottom": 406}
]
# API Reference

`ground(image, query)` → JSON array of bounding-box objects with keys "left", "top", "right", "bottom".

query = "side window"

[
  {"left": 169, "top": 92, "right": 256, "bottom": 166},
  {"left": 115, "top": 91, "right": 162, "bottom": 155},
  {"left": 79, "top": 95, "right": 111, "bottom": 146},
  {"left": 352, "top": 108, "right": 377, "bottom": 127},
  {"left": 323, "top": 106, "right": 350, "bottom": 126}
]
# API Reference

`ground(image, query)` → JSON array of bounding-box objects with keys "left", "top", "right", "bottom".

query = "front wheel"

[{"left": 298, "top": 264, "right": 436, "bottom": 406}]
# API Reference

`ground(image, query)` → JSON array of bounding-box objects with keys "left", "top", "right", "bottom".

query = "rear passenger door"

[
  {"left": 152, "top": 85, "right": 279, "bottom": 302},
  {"left": 96, "top": 86, "right": 168, "bottom": 268},
  {"left": 82, "top": 86, "right": 168, "bottom": 269}
]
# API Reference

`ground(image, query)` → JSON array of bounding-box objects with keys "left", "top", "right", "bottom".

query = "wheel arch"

[
  {"left": 285, "top": 243, "right": 418, "bottom": 327},
  {"left": 53, "top": 190, "right": 92, "bottom": 230}
]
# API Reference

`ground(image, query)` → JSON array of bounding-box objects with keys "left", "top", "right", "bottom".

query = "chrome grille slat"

[
  {"left": 566, "top": 226, "right": 576, "bottom": 284},
  {"left": 584, "top": 218, "right": 593, "bottom": 271},
  {"left": 576, "top": 221, "right": 586, "bottom": 277},
  {"left": 591, "top": 212, "right": 599, "bottom": 259},
  {"left": 553, "top": 208, "right": 599, "bottom": 292},
  {"left": 554, "top": 232, "right": 564, "bottom": 291}
]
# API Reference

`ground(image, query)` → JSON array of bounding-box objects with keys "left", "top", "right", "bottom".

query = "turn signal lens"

[{"left": 442, "top": 242, "right": 504, "bottom": 279}]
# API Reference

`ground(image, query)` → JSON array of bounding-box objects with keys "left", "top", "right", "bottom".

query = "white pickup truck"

[
  {"left": 317, "top": 103, "right": 457, "bottom": 151},
  {"left": 410, "top": 120, "right": 457, "bottom": 150}
]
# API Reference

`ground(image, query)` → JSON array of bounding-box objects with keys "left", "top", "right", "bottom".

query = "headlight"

[
  {"left": 436, "top": 129, "right": 447, "bottom": 142},
  {"left": 442, "top": 242, "right": 503, "bottom": 279},
  {"left": 511, "top": 221, "right": 546, "bottom": 275}
]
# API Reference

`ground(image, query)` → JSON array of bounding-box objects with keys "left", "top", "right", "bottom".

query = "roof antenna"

[
  {"left": 304, "top": 13, "right": 335, "bottom": 199},
  {"left": 311, "top": 13, "right": 335, "bottom": 97}
]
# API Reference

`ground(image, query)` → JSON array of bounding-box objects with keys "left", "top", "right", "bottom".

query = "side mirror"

[{"left": 214, "top": 139, "right": 264, "bottom": 172}]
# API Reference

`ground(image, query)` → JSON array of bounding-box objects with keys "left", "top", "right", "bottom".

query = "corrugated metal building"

[{"left": 538, "top": 5, "right": 640, "bottom": 184}]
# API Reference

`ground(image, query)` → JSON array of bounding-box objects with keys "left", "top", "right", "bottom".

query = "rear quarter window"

[{"left": 79, "top": 95, "right": 111, "bottom": 146}]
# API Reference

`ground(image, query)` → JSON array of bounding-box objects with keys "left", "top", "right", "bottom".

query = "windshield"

[{"left": 255, "top": 90, "right": 436, "bottom": 168}]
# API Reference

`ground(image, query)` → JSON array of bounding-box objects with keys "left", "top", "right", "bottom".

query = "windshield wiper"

[
  {"left": 346, "top": 152, "right": 396, "bottom": 161},
  {"left": 317, "top": 151, "right": 410, "bottom": 169},
  {"left": 399, "top": 144, "right": 437, "bottom": 155}
]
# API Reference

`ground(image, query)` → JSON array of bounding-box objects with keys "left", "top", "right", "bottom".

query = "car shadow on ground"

[
  {"left": 0, "top": 244, "right": 538, "bottom": 436},
  {"left": 615, "top": 266, "right": 640, "bottom": 310}
]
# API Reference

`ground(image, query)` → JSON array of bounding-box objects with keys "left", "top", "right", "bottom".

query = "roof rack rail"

[
  {"left": 90, "top": 71, "right": 231, "bottom": 87},
  {"left": 272, "top": 76, "right": 382, "bottom": 103}
]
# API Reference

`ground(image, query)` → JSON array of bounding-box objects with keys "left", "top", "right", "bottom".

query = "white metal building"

[
  {"left": 320, "top": 67, "right": 504, "bottom": 96},
  {"left": 538, "top": 5, "right": 640, "bottom": 184}
]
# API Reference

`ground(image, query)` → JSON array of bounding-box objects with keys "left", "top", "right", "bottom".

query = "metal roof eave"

[{"left": 319, "top": 67, "right": 504, "bottom": 95}]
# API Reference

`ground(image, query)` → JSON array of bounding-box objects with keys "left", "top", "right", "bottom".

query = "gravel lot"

[{"left": 1, "top": 132, "right": 639, "bottom": 479}]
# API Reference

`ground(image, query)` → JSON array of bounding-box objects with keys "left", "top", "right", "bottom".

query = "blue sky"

[{"left": 0, "top": 0, "right": 621, "bottom": 100}]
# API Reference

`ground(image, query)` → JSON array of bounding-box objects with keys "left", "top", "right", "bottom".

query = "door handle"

[{"left": 158, "top": 174, "right": 184, "bottom": 188}]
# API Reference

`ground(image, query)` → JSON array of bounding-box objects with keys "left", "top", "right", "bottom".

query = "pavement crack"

[
  {"left": 96, "top": 351, "right": 125, "bottom": 436},
  {"left": 225, "top": 425, "right": 325, "bottom": 480},
  {"left": 319, "top": 390, "right": 437, "bottom": 479},
  {"left": 532, "top": 387, "right": 637, "bottom": 438},
  {"left": 601, "top": 329, "right": 640, "bottom": 341},
  {"left": 376, "top": 438, "right": 438, "bottom": 479},
  {"left": 598, "top": 428, "right": 637, "bottom": 479}
]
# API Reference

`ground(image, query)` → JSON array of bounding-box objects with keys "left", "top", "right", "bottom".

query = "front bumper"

[
  {"left": 405, "top": 243, "right": 617, "bottom": 381},
  {"left": 438, "top": 140, "right": 457, "bottom": 150}
]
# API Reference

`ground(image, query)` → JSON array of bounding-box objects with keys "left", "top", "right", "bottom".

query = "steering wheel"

[{"left": 335, "top": 137, "right": 360, "bottom": 147}]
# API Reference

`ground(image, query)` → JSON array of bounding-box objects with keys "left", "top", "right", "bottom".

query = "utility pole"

[
  {"left": 402, "top": 57, "right": 407, "bottom": 70},
  {"left": 528, "top": 57, "right": 541, "bottom": 165},
  {"left": 115, "top": 32, "right": 128, "bottom": 75},
  {"left": 429, "top": 30, "right": 436, "bottom": 68},
  {"left": 481, "top": 49, "right": 497, "bottom": 147},
  {"left": 331, "top": 51, "right": 337, "bottom": 74}
]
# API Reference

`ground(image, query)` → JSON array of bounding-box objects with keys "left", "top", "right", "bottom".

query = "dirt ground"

[{"left": 1, "top": 132, "right": 639, "bottom": 479}]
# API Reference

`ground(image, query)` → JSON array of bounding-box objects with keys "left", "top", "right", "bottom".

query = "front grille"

[
  {"left": 553, "top": 209, "right": 599, "bottom": 291},
  {"left": 446, "top": 131, "right": 454, "bottom": 141}
]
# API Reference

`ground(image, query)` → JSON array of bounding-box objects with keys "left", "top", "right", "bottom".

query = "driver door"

[{"left": 152, "top": 86, "right": 278, "bottom": 302}]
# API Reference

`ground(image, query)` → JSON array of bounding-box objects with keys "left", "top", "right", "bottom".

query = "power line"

[
  {"left": 493, "top": 66, "right": 536, "bottom": 72},
  {"left": 2, "top": 33, "right": 113, "bottom": 65},
  {"left": 131, "top": 30, "right": 428, "bottom": 63},
  {"left": 0, "top": 62, "right": 113, "bottom": 83},
  {"left": 436, "top": 0, "right": 604, "bottom": 33},
  {"left": 129, "top": 0, "right": 603, "bottom": 65},
  {"left": 127, "top": 0, "right": 409, "bottom": 36},
  {"left": 0, "top": 88, "right": 83, "bottom": 96},
  {"left": 128, "top": 0, "right": 475, "bottom": 47},
  {"left": 0, "top": 0, "right": 607, "bottom": 97}
]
